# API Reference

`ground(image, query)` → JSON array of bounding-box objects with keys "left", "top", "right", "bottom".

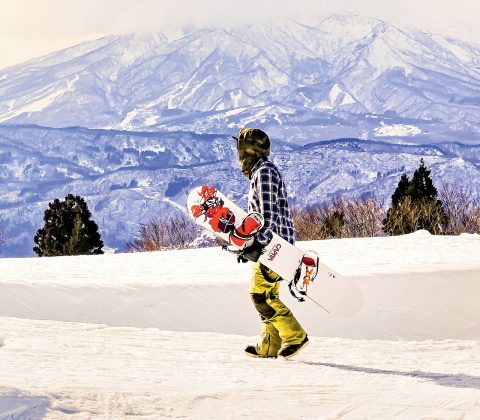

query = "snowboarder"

[{"left": 233, "top": 128, "right": 309, "bottom": 359}]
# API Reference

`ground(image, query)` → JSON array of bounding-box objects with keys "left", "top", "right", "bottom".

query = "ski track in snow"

[{"left": 0, "top": 317, "right": 479, "bottom": 419}]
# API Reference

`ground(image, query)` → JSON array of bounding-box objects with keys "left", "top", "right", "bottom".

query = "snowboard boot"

[
  {"left": 278, "top": 335, "right": 309, "bottom": 359},
  {"left": 244, "top": 345, "right": 277, "bottom": 359}
]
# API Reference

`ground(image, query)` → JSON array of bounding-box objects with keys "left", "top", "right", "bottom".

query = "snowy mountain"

[
  {"left": 1, "top": 13, "right": 480, "bottom": 256},
  {"left": 1, "top": 124, "right": 480, "bottom": 256},
  {"left": 1, "top": 14, "right": 480, "bottom": 143},
  {"left": 1, "top": 233, "right": 480, "bottom": 417}
]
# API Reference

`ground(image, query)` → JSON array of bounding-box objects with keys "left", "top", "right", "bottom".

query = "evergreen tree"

[
  {"left": 33, "top": 194, "right": 104, "bottom": 256},
  {"left": 409, "top": 159, "right": 439, "bottom": 202},
  {"left": 391, "top": 173, "right": 410, "bottom": 206},
  {"left": 383, "top": 160, "right": 447, "bottom": 235}
]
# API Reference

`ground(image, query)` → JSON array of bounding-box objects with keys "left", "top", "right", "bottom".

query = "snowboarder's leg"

[
  {"left": 258, "top": 321, "right": 282, "bottom": 357},
  {"left": 249, "top": 263, "right": 307, "bottom": 355},
  {"left": 245, "top": 320, "right": 282, "bottom": 358}
]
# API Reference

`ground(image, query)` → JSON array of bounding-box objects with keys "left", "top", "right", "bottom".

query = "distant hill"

[{"left": 1, "top": 125, "right": 479, "bottom": 256}]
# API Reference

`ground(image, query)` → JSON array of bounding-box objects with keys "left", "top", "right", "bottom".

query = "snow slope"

[
  {"left": 0, "top": 232, "right": 479, "bottom": 418},
  {"left": 0, "top": 231, "right": 479, "bottom": 340},
  {"left": 1, "top": 318, "right": 479, "bottom": 419}
]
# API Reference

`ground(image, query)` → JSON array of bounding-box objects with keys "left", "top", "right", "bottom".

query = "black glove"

[
  {"left": 237, "top": 253, "right": 249, "bottom": 263},
  {"left": 237, "top": 239, "right": 265, "bottom": 263}
]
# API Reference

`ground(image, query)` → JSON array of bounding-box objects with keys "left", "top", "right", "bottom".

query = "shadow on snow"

[
  {"left": 0, "top": 391, "right": 51, "bottom": 419},
  {"left": 0, "top": 389, "right": 79, "bottom": 418},
  {"left": 303, "top": 362, "right": 480, "bottom": 390}
]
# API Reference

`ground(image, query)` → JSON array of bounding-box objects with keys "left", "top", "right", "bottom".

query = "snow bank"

[
  {"left": 1, "top": 233, "right": 480, "bottom": 418},
  {"left": 0, "top": 232, "right": 479, "bottom": 340}
]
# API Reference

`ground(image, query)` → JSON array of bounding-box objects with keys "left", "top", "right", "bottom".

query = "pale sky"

[{"left": 1, "top": 0, "right": 479, "bottom": 69}]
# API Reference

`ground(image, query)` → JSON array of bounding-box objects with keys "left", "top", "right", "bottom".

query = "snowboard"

[{"left": 187, "top": 185, "right": 363, "bottom": 316}]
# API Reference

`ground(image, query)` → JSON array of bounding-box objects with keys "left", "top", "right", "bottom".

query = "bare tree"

[
  {"left": 127, "top": 213, "right": 200, "bottom": 252},
  {"left": 342, "top": 198, "right": 385, "bottom": 238},
  {"left": 168, "top": 214, "right": 201, "bottom": 248},
  {"left": 291, "top": 206, "right": 325, "bottom": 240},
  {"left": 293, "top": 197, "right": 384, "bottom": 240},
  {"left": 440, "top": 183, "right": 480, "bottom": 234},
  {"left": 469, "top": 207, "right": 480, "bottom": 234}
]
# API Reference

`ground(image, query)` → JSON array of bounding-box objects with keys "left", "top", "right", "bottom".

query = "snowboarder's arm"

[{"left": 251, "top": 166, "right": 279, "bottom": 245}]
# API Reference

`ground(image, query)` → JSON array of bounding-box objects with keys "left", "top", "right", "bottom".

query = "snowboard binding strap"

[{"left": 288, "top": 251, "right": 320, "bottom": 302}]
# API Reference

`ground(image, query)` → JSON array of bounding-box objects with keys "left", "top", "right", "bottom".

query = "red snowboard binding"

[
  {"left": 288, "top": 251, "right": 320, "bottom": 302},
  {"left": 229, "top": 212, "right": 264, "bottom": 249}
]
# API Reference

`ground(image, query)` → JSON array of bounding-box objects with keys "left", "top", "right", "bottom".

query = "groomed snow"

[
  {"left": 0, "top": 231, "right": 480, "bottom": 418},
  {"left": 1, "top": 317, "right": 479, "bottom": 419}
]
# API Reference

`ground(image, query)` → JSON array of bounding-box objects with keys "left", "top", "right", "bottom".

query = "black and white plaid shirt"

[{"left": 248, "top": 157, "right": 295, "bottom": 245}]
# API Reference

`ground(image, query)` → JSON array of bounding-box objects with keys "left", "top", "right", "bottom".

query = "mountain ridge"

[{"left": 1, "top": 13, "right": 480, "bottom": 142}]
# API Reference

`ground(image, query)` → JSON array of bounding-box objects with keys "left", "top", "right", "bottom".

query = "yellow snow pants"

[{"left": 249, "top": 262, "right": 307, "bottom": 357}]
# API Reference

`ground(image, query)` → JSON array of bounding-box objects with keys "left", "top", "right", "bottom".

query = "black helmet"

[{"left": 233, "top": 128, "right": 270, "bottom": 177}]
